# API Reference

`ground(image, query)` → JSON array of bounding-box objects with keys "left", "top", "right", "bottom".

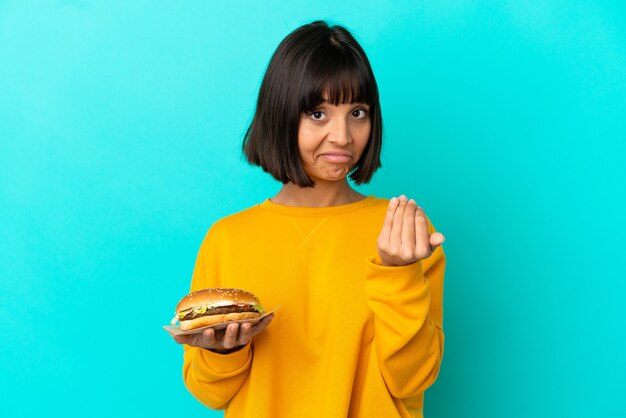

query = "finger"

[
  {"left": 414, "top": 206, "right": 431, "bottom": 259},
  {"left": 238, "top": 322, "right": 253, "bottom": 345},
  {"left": 390, "top": 195, "right": 407, "bottom": 253},
  {"left": 430, "top": 232, "right": 445, "bottom": 251},
  {"left": 171, "top": 334, "right": 185, "bottom": 345},
  {"left": 401, "top": 199, "right": 417, "bottom": 260},
  {"left": 251, "top": 313, "right": 275, "bottom": 337},
  {"left": 378, "top": 197, "right": 398, "bottom": 247},
  {"left": 202, "top": 327, "right": 217, "bottom": 347},
  {"left": 222, "top": 323, "right": 240, "bottom": 349},
  {"left": 173, "top": 332, "right": 200, "bottom": 347}
]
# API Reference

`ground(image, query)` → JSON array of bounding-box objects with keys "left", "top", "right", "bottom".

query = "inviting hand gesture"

[{"left": 377, "top": 195, "right": 445, "bottom": 267}]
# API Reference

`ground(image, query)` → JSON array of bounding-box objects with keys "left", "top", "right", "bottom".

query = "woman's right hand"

[{"left": 170, "top": 313, "right": 275, "bottom": 354}]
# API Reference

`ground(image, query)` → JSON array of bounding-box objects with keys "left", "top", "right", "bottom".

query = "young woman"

[{"left": 171, "top": 20, "right": 446, "bottom": 418}]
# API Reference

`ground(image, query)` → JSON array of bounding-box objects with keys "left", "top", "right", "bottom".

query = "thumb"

[{"left": 429, "top": 232, "right": 445, "bottom": 250}]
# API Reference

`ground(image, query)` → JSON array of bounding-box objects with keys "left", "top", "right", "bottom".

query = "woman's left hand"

[{"left": 377, "top": 195, "right": 445, "bottom": 267}]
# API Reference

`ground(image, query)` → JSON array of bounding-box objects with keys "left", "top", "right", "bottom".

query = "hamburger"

[{"left": 173, "top": 288, "right": 265, "bottom": 331}]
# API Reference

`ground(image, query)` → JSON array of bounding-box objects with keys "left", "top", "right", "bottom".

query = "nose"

[{"left": 327, "top": 117, "right": 351, "bottom": 146}]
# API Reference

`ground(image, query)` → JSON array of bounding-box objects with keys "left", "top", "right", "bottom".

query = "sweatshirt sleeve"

[
  {"left": 181, "top": 224, "right": 253, "bottom": 410},
  {"left": 365, "top": 220, "right": 446, "bottom": 399}
]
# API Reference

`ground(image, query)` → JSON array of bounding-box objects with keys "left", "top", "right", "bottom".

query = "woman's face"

[{"left": 297, "top": 101, "right": 371, "bottom": 183}]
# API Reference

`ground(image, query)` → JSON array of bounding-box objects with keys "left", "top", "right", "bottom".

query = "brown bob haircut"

[{"left": 242, "top": 20, "right": 382, "bottom": 187}]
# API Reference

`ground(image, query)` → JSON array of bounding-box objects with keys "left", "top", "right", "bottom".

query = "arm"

[
  {"left": 369, "top": 195, "right": 446, "bottom": 399},
  {"left": 182, "top": 342, "right": 253, "bottom": 409},
  {"left": 366, "top": 244, "right": 445, "bottom": 399},
  {"left": 177, "top": 225, "right": 253, "bottom": 410}
]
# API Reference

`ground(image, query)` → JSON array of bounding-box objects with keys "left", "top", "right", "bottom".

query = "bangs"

[
  {"left": 243, "top": 21, "right": 382, "bottom": 187},
  {"left": 301, "top": 44, "right": 377, "bottom": 111}
]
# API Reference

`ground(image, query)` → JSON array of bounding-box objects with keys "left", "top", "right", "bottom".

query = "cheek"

[
  {"left": 354, "top": 124, "right": 372, "bottom": 154},
  {"left": 297, "top": 136, "right": 317, "bottom": 160},
  {"left": 298, "top": 124, "right": 324, "bottom": 158}
]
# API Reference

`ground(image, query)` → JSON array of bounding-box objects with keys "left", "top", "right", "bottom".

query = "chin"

[{"left": 305, "top": 164, "right": 353, "bottom": 183}]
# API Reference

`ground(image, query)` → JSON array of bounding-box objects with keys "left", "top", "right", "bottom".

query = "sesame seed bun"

[{"left": 175, "top": 288, "right": 263, "bottom": 331}]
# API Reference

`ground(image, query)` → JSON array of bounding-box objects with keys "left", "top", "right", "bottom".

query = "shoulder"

[
  {"left": 196, "top": 203, "right": 266, "bottom": 254},
  {"left": 368, "top": 196, "right": 391, "bottom": 210},
  {"left": 354, "top": 196, "right": 390, "bottom": 220},
  {"left": 206, "top": 203, "right": 266, "bottom": 238}
]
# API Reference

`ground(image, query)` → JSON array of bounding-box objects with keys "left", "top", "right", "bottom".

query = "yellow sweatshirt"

[{"left": 182, "top": 196, "right": 445, "bottom": 417}]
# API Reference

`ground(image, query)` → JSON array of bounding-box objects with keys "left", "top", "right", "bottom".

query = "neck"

[{"left": 271, "top": 180, "right": 365, "bottom": 207}]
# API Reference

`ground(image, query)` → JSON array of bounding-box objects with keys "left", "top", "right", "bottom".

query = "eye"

[
  {"left": 309, "top": 111, "right": 326, "bottom": 121},
  {"left": 352, "top": 108, "right": 368, "bottom": 119}
]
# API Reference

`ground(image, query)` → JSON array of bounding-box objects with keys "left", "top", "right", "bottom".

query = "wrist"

[{"left": 206, "top": 345, "right": 245, "bottom": 355}]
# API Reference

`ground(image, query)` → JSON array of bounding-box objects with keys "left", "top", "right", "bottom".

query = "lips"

[{"left": 318, "top": 152, "right": 353, "bottom": 163}]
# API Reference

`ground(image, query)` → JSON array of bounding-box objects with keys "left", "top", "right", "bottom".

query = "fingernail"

[
  {"left": 390, "top": 197, "right": 397, "bottom": 204},
  {"left": 408, "top": 199, "right": 416, "bottom": 205},
  {"left": 400, "top": 195, "right": 407, "bottom": 202}
]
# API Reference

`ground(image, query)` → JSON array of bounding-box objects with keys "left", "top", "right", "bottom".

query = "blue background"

[{"left": 1, "top": 1, "right": 625, "bottom": 417}]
